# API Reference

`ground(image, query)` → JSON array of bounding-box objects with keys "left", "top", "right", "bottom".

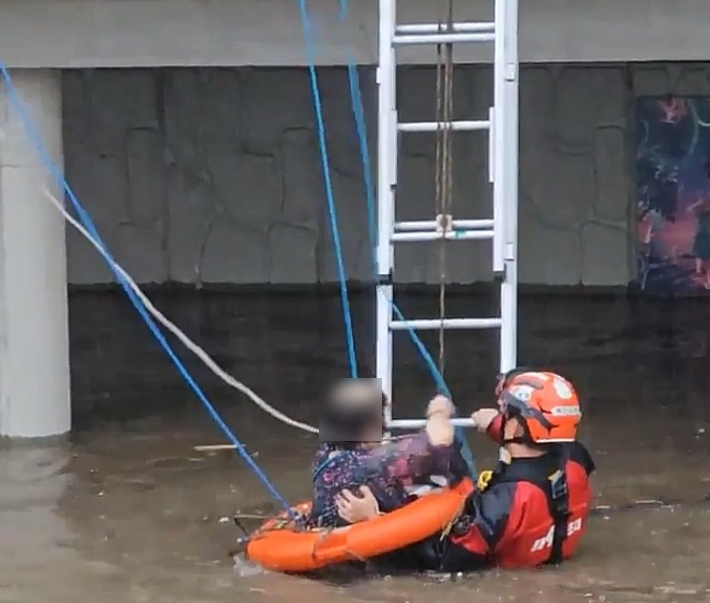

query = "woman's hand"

[
  {"left": 425, "top": 395, "right": 455, "bottom": 446},
  {"left": 426, "top": 394, "right": 455, "bottom": 418},
  {"left": 335, "top": 486, "right": 380, "bottom": 524}
]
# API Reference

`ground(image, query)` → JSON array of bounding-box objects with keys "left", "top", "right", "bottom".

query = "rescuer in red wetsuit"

[{"left": 336, "top": 370, "right": 595, "bottom": 571}]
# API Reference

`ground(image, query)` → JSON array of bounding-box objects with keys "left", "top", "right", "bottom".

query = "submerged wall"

[{"left": 62, "top": 63, "right": 710, "bottom": 287}]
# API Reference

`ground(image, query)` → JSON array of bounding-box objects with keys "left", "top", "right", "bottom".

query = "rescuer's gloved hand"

[{"left": 470, "top": 408, "right": 499, "bottom": 432}]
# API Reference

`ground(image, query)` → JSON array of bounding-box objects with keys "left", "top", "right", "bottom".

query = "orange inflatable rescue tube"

[{"left": 245, "top": 478, "right": 474, "bottom": 573}]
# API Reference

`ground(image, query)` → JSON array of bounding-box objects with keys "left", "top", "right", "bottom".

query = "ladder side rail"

[
  {"left": 376, "top": 0, "right": 397, "bottom": 423},
  {"left": 494, "top": 0, "right": 519, "bottom": 374}
]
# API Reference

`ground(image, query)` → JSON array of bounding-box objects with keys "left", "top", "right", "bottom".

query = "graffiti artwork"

[{"left": 636, "top": 97, "right": 710, "bottom": 293}]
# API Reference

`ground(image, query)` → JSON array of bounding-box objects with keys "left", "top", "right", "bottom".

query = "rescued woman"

[{"left": 305, "top": 378, "right": 469, "bottom": 528}]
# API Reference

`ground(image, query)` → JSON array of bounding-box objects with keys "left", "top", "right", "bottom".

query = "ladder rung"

[
  {"left": 395, "top": 219, "right": 494, "bottom": 231},
  {"left": 395, "top": 22, "right": 494, "bottom": 35},
  {"left": 391, "top": 230, "right": 493, "bottom": 242},
  {"left": 389, "top": 317, "right": 502, "bottom": 331},
  {"left": 398, "top": 120, "right": 490, "bottom": 133},
  {"left": 389, "top": 418, "right": 477, "bottom": 429},
  {"left": 393, "top": 32, "right": 495, "bottom": 46}
]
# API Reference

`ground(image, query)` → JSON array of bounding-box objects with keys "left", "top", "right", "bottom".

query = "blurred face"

[{"left": 321, "top": 379, "right": 383, "bottom": 445}]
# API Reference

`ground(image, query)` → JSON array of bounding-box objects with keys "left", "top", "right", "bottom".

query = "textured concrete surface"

[
  {"left": 61, "top": 63, "right": 710, "bottom": 287},
  {"left": 0, "top": 0, "right": 708, "bottom": 67}
]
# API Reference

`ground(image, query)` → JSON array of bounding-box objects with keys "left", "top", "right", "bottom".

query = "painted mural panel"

[{"left": 636, "top": 97, "right": 710, "bottom": 293}]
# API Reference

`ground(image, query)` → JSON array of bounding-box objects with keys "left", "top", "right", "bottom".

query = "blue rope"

[
  {"left": 296, "top": 0, "right": 358, "bottom": 378},
  {"left": 0, "top": 65, "right": 291, "bottom": 511}
]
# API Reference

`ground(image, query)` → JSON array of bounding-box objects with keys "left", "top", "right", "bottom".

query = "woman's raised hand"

[{"left": 425, "top": 395, "right": 455, "bottom": 446}]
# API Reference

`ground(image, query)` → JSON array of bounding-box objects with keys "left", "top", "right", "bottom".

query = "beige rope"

[{"left": 434, "top": 0, "right": 455, "bottom": 376}]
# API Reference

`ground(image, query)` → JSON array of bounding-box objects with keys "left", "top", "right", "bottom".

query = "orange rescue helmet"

[{"left": 498, "top": 370, "right": 581, "bottom": 443}]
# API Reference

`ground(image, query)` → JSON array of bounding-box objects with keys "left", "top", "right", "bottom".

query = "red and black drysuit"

[{"left": 408, "top": 414, "right": 595, "bottom": 572}]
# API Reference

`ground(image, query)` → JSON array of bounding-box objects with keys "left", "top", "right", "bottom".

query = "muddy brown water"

[{"left": 3, "top": 290, "right": 710, "bottom": 602}]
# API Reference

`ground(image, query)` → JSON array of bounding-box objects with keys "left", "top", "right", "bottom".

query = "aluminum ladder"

[{"left": 375, "top": 0, "right": 519, "bottom": 430}]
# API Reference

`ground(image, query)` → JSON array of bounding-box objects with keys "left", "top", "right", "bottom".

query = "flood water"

[{"left": 3, "top": 289, "right": 710, "bottom": 602}]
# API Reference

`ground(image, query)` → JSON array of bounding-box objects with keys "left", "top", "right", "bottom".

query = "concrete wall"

[
  {"left": 62, "top": 63, "right": 710, "bottom": 287},
  {"left": 0, "top": 0, "right": 707, "bottom": 67}
]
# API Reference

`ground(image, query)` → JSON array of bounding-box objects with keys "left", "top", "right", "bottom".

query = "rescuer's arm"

[
  {"left": 485, "top": 412, "right": 505, "bottom": 443},
  {"left": 470, "top": 408, "right": 505, "bottom": 444}
]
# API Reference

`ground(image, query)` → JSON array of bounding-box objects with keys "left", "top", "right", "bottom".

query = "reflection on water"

[{"left": 3, "top": 290, "right": 710, "bottom": 602}]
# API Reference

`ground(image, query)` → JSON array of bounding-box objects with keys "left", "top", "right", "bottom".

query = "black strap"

[{"left": 545, "top": 468, "right": 569, "bottom": 564}]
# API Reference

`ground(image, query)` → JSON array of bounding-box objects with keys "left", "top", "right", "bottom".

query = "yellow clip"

[{"left": 477, "top": 469, "right": 494, "bottom": 492}]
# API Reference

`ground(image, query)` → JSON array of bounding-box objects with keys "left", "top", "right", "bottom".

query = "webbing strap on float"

[{"left": 0, "top": 65, "right": 291, "bottom": 513}]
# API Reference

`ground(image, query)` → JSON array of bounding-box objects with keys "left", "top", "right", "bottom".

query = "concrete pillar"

[{"left": 0, "top": 69, "right": 70, "bottom": 437}]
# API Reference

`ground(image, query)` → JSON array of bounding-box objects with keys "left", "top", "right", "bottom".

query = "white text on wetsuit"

[{"left": 529, "top": 518, "right": 583, "bottom": 552}]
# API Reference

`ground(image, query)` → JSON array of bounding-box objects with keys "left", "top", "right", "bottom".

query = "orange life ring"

[{"left": 245, "top": 477, "right": 474, "bottom": 573}]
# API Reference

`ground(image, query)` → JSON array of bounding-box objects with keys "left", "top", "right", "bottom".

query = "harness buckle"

[{"left": 450, "top": 515, "right": 472, "bottom": 537}]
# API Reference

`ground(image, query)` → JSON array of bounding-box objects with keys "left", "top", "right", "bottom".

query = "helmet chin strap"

[
  {"left": 500, "top": 414, "right": 532, "bottom": 446},
  {"left": 502, "top": 436, "right": 528, "bottom": 445}
]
